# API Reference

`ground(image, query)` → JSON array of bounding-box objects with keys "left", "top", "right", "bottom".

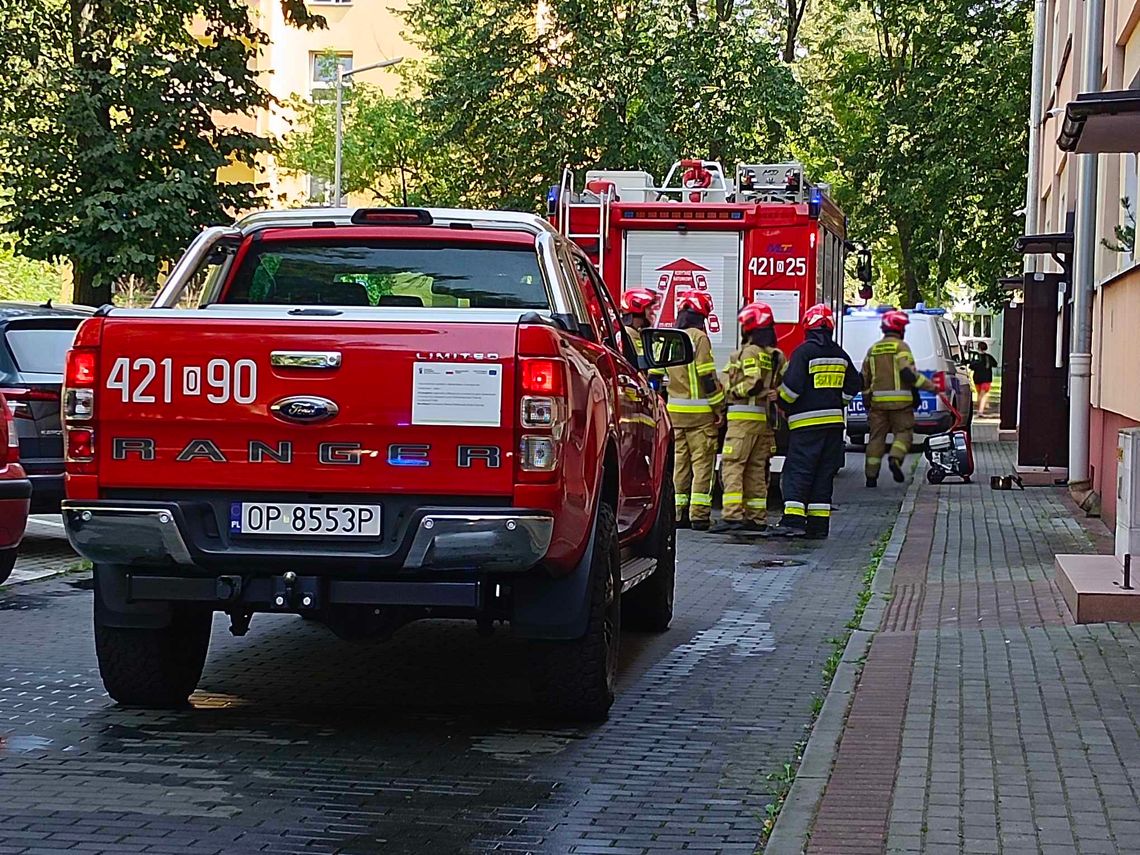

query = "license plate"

[{"left": 230, "top": 502, "right": 381, "bottom": 537}]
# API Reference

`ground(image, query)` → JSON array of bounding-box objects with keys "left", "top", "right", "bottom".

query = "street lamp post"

[{"left": 333, "top": 56, "right": 403, "bottom": 208}]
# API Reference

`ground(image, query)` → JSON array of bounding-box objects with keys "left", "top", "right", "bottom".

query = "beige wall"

[
  {"left": 1093, "top": 265, "right": 1140, "bottom": 422},
  {"left": 1031, "top": 0, "right": 1139, "bottom": 280},
  {"left": 242, "top": 0, "right": 418, "bottom": 206}
]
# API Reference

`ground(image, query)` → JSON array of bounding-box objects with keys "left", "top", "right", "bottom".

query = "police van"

[{"left": 841, "top": 306, "right": 973, "bottom": 446}]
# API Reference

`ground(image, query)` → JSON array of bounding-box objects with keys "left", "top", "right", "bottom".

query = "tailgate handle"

[{"left": 270, "top": 351, "right": 343, "bottom": 370}]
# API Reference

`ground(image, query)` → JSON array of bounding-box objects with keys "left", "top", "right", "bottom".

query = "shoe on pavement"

[
  {"left": 708, "top": 519, "right": 745, "bottom": 534},
  {"left": 889, "top": 458, "right": 905, "bottom": 483},
  {"left": 760, "top": 524, "right": 806, "bottom": 539},
  {"left": 865, "top": 476, "right": 877, "bottom": 488},
  {"left": 743, "top": 520, "right": 768, "bottom": 533},
  {"left": 676, "top": 511, "right": 691, "bottom": 530},
  {"left": 690, "top": 519, "right": 711, "bottom": 532}
]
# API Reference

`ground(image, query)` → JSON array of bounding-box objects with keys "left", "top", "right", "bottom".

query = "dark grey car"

[{"left": 0, "top": 303, "right": 93, "bottom": 513}]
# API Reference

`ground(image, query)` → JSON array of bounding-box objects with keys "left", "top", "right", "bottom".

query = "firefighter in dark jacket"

[
  {"left": 765, "top": 303, "right": 862, "bottom": 539},
  {"left": 620, "top": 288, "right": 658, "bottom": 363}
]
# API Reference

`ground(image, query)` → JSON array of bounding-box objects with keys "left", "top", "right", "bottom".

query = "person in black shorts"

[{"left": 968, "top": 342, "right": 998, "bottom": 417}]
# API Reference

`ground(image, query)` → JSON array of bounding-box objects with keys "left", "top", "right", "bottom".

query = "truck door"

[
  {"left": 623, "top": 230, "right": 742, "bottom": 373},
  {"left": 569, "top": 254, "right": 653, "bottom": 534}
]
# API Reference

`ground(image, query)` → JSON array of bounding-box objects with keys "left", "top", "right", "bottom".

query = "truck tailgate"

[{"left": 94, "top": 317, "right": 518, "bottom": 496}]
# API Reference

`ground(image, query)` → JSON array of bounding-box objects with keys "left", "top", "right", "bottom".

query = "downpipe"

[{"left": 1069, "top": 352, "right": 1092, "bottom": 489}]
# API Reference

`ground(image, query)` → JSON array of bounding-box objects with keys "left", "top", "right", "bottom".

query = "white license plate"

[{"left": 230, "top": 502, "right": 381, "bottom": 537}]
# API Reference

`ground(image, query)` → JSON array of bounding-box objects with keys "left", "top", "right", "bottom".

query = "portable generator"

[{"left": 923, "top": 392, "right": 974, "bottom": 484}]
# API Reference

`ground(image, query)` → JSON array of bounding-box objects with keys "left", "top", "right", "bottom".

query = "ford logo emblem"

[{"left": 270, "top": 396, "right": 339, "bottom": 424}]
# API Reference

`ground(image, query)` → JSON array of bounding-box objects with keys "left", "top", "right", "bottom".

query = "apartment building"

[
  {"left": 1025, "top": 0, "right": 1140, "bottom": 523},
  {"left": 222, "top": 0, "right": 416, "bottom": 205}
]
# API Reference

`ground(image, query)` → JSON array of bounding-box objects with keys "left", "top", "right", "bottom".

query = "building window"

[
  {"left": 957, "top": 313, "right": 992, "bottom": 340},
  {"left": 307, "top": 175, "right": 333, "bottom": 206},
  {"left": 309, "top": 52, "right": 352, "bottom": 101}
]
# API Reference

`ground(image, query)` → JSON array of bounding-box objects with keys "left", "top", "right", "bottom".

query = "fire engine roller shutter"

[{"left": 623, "top": 230, "right": 743, "bottom": 372}]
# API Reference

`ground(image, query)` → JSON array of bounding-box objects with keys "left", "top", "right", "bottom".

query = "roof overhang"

[
  {"left": 1014, "top": 232, "right": 1074, "bottom": 257},
  {"left": 999, "top": 276, "right": 1023, "bottom": 292},
  {"left": 1058, "top": 90, "right": 1140, "bottom": 153}
]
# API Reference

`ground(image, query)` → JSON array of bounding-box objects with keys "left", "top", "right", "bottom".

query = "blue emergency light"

[{"left": 808, "top": 187, "right": 823, "bottom": 218}]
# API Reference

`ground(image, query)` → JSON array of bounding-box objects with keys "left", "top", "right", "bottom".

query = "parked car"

[
  {"left": 0, "top": 303, "right": 93, "bottom": 513},
  {"left": 841, "top": 306, "right": 973, "bottom": 445},
  {"left": 0, "top": 390, "right": 32, "bottom": 584},
  {"left": 61, "top": 207, "right": 694, "bottom": 720}
]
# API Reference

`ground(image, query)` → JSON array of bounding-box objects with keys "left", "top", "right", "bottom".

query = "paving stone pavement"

[
  {"left": 0, "top": 454, "right": 903, "bottom": 854},
  {"left": 1, "top": 518, "right": 83, "bottom": 588},
  {"left": 804, "top": 438, "right": 1140, "bottom": 855}
]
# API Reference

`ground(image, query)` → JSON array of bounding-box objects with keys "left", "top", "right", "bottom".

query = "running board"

[{"left": 619, "top": 556, "right": 657, "bottom": 592}]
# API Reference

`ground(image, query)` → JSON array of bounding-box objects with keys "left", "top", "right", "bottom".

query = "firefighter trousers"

[
  {"left": 674, "top": 423, "right": 719, "bottom": 522},
  {"left": 866, "top": 408, "right": 915, "bottom": 479},
  {"left": 720, "top": 422, "right": 774, "bottom": 523},
  {"left": 779, "top": 426, "right": 845, "bottom": 537}
]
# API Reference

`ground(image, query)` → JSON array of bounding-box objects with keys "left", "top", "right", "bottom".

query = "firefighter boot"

[{"left": 889, "top": 457, "right": 905, "bottom": 483}]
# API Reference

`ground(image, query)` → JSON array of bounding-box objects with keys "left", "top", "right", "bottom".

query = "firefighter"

[
  {"left": 710, "top": 302, "right": 784, "bottom": 534},
  {"left": 765, "top": 304, "right": 861, "bottom": 540},
  {"left": 620, "top": 288, "right": 658, "bottom": 363},
  {"left": 862, "top": 309, "right": 931, "bottom": 487},
  {"left": 667, "top": 290, "right": 724, "bottom": 531}
]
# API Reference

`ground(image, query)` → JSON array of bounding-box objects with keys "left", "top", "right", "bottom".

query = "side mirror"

[
  {"left": 858, "top": 284, "right": 874, "bottom": 301},
  {"left": 641, "top": 328, "right": 694, "bottom": 369},
  {"left": 856, "top": 249, "right": 872, "bottom": 284}
]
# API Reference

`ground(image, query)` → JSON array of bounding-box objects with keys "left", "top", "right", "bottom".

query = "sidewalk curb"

[
  {"left": 0, "top": 565, "right": 78, "bottom": 589},
  {"left": 764, "top": 466, "right": 923, "bottom": 855}
]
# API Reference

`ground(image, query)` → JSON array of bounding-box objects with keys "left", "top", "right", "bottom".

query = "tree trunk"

[
  {"left": 896, "top": 221, "right": 922, "bottom": 308},
  {"left": 73, "top": 261, "right": 111, "bottom": 307}
]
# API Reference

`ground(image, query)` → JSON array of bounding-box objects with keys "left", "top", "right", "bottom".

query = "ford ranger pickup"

[{"left": 61, "top": 207, "right": 693, "bottom": 720}]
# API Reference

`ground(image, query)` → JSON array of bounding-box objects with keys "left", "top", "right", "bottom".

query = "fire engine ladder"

[{"left": 557, "top": 167, "right": 611, "bottom": 271}]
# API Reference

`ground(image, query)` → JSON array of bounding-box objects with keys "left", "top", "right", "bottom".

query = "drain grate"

[{"left": 749, "top": 558, "right": 806, "bottom": 569}]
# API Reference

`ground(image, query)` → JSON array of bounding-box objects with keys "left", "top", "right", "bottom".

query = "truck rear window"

[{"left": 222, "top": 240, "right": 549, "bottom": 309}]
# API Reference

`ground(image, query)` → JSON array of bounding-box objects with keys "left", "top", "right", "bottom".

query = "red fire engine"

[{"left": 550, "top": 158, "right": 871, "bottom": 371}]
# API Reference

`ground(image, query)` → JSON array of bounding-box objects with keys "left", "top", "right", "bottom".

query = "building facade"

[
  {"left": 1026, "top": 0, "right": 1140, "bottom": 524},
  {"left": 223, "top": 0, "right": 416, "bottom": 206}
]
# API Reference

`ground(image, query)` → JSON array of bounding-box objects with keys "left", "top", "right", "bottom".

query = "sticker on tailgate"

[{"left": 412, "top": 363, "right": 502, "bottom": 427}]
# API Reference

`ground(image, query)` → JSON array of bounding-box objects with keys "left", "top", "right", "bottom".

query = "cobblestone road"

[{"left": 0, "top": 458, "right": 901, "bottom": 854}]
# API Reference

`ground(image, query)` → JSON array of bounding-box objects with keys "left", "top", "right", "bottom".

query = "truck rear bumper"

[{"left": 62, "top": 500, "right": 554, "bottom": 573}]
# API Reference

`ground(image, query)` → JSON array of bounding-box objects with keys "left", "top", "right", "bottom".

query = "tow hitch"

[{"left": 272, "top": 571, "right": 322, "bottom": 612}]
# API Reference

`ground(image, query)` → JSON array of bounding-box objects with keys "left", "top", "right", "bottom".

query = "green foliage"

[
  {"left": 1102, "top": 198, "right": 1136, "bottom": 255},
  {"left": 798, "top": 0, "right": 1031, "bottom": 308},
  {"left": 0, "top": 239, "right": 69, "bottom": 304},
  {"left": 278, "top": 84, "right": 439, "bottom": 206},
  {"left": 402, "top": 0, "right": 803, "bottom": 211},
  {"left": 0, "top": 1, "right": 318, "bottom": 306}
]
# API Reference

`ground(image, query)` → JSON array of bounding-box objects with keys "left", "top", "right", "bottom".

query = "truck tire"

[
  {"left": 623, "top": 478, "right": 675, "bottom": 631},
  {"left": 529, "top": 501, "right": 621, "bottom": 721},
  {"left": 95, "top": 602, "right": 212, "bottom": 708},
  {"left": 0, "top": 548, "right": 17, "bottom": 585}
]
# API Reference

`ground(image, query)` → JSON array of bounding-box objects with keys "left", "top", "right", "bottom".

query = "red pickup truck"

[{"left": 61, "top": 207, "right": 692, "bottom": 720}]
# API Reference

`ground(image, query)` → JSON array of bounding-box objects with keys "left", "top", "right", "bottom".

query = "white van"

[{"left": 841, "top": 306, "right": 973, "bottom": 444}]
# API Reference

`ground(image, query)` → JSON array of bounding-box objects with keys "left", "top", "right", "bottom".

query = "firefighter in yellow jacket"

[
  {"left": 620, "top": 288, "right": 658, "bottom": 364},
  {"left": 667, "top": 290, "right": 724, "bottom": 531},
  {"left": 862, "top": 310, "right": 931, "bottom": 487},
  {"left": 710, "top": 302, "right": 784, "bottom": 534}
]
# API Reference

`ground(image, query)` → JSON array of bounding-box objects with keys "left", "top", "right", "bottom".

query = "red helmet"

[
  {"left": 738, "top": 302, "right": 775, "bottom": 332},
  {"left": 881, "top": 310, "right": 909, "bottom": 334},
  {"left": 621, "top": 288, "right": 657, "bottom": 316},
  {"left": 678, "top": 289, "right": 714, "bottom": 317},
  {"left": 803, "top": 303, "right": 835, "bottom": 330}
]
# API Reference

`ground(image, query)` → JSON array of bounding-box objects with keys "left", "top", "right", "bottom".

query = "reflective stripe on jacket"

[
  {"left": 723, "top": 344, "right": 784, "bottom": 423},
  {"left": 666, "top": 327, "right": 724, "bottom": 424},
  {"left": 779, "top": 329, "right": 862, "bottom": 431},
  {"left": 860, "top": 335, "right": 929, "bottom": 411}
]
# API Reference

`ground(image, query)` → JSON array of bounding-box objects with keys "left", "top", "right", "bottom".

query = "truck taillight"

[
  {"left": 63, "top": 346, "right": 98, "bottom": 467},
  {"left": 517, "top": 350, "right": 568, "bottom": 474}
]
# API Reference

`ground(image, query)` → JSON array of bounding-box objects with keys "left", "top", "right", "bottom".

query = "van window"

[{"left": 941, "top": 320, "right": 965, "bottom": 362}]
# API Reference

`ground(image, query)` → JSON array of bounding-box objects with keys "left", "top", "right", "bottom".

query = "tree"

[
  {"left": 0, "top": 1, "right": 324, "bottom": 307},
  {"left": 403, "top": 0, "right": 802, "bottom": 211},
  {"left": 799, "top": 0, "right": 1030, "bottom": 308},
  {"left": 278, "top": 85, "right": 440, "bottom": 206}
]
